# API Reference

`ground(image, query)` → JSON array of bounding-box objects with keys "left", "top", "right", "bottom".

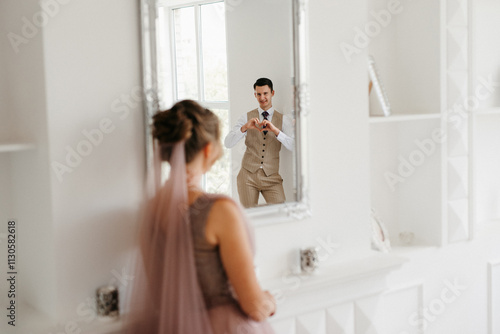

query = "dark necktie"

[{"left": 262, "top": 111, "right": 269, "bottom": 135}]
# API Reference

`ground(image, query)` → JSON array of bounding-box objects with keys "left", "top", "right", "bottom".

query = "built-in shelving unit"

[
  {"left": 370, "top": 117, "right": 443, "bottom": 247},
  {"left": 471, "top": 0, "right": 500, "bottom": 231},
  {"left": 473, "top": 112, "right": 500, "bottom": 226},
  {"left": 368, "top": 0, "right": 473, "bottom": 248},
  {"left": 369, "top": 113, "right": 441, "bottom": 123},
  {"left": 0, "top": 0, "right": 54, "bottom": 323},
  {"left": 368, "top": 0, "right": 500, "bottom": 248},
  {"left": 0, "top": 142, "right": 36, "bottom": 153}
]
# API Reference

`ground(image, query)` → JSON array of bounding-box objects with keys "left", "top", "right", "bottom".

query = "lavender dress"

[{"left": 189, "top": 193, "right": 275, "bottom": 334}]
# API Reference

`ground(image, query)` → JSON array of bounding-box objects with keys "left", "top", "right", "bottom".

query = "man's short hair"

[{"left": 253, "top": 78, "right": 273, "bottom": 92}]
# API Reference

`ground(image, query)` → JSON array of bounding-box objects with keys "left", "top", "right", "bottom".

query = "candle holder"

[
  {"left": 300, "top": 247, "right": 319, "bottom": 274},
  {"left": 96, "top": 285, "right": 119, "bottom": 319}
]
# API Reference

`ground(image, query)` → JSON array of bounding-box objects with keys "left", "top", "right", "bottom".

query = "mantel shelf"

[
  {"left": 369, "top": 113, "right": 441, "bottom": 123},
  {"left": 17, "top": 302, "right": 125, "bottom": 334},
  {"left": 0, "top": 141, "right": 36, "bottom": 153},
  {"left": 261, "top": 252, "right": 407, "bottom": 297}
]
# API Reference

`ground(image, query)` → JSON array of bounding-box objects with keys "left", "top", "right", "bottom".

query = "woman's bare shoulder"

[
  {"left": 209, "top": 196, "right": 242, "bottom": 224},
  {"left": 205, "top": 196, "right": 245, "bottom": 244}
]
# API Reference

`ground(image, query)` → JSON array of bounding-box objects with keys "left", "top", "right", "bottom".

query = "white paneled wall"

[
  {"left": 270, "top": 284, "right": 423, "bottom": 334},
  {"left": 381, "top": 285, "right": 423, "bottom": 334},
  {"left": 445, "top": 0, "right": 471, "bottom": 243},
  {"left": 489, "top": 261, "right": 500, "bottom": 334},
  {"left": 326, "top": 303, "right": 355, "bottom": 334}
]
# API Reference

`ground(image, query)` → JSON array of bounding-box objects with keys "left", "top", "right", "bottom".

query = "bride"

[{"left": 124, "top": 100, "right": 276, "bottom": 334}]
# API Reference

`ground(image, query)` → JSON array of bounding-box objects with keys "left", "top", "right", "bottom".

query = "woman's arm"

[{"left": 205, "top": 199, "right": 275, "bottom": 321}]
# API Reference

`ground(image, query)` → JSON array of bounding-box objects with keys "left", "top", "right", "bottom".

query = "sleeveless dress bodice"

[
  {"left": 189, "top": 194, "right": 236, "bottom": 309},
  {"left": 188, "top": 193, "right": 275, "bottom": 334}
]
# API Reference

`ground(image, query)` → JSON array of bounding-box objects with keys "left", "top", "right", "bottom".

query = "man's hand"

[
  {"left": 241, "top": 118, "right": 261, "bottom": 133},
  {"left": 261, "top": 119, "right": 280, "bottom": 136},
  {"left": 241, "top": 118, "right": 280, "bottom": 136}
]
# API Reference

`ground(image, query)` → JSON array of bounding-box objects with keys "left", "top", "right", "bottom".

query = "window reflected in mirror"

[{"left": 157, "top": 1, "right": 231, "bottom": 196}]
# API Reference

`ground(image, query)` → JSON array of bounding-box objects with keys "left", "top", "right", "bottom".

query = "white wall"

[
  {"left": 473, "top": 0, "right": 500, "bottom": 225},
  {"left": 0, "top": 0, "right": 12, "bottom": 224},
  {"left": 473, "top": 0, "right": 500, "bottom": 109},
  {"left": 0, "top": 0, "right": 57, "bottom": 324},
  {"left": 41, "top": 0, "right": 144, "bottom": 321},
  {"left": 0, "top": 0, "right": 49, "bottom": 143},
  {"left": 475, "top": 115, "right": 500, "bottom": 223},
  {"left": 0, "top": 3, "right": 9, "bottom": 142},
  {"left": 368, "top": 0, "right": 441, "bottom": 116},
  {"left": 0, "top": 0, "right": 144, "bottom": 328},
  {"left": 226, "top": 0, "right": 295, "bottom": 203}
]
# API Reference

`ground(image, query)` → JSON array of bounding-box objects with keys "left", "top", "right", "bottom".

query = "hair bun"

[
  {"left": 152, "top": 104, "right": 193, "bottom": 144},
  {"left": 152, "top": 100, "right": 220, "bottom": 164}
]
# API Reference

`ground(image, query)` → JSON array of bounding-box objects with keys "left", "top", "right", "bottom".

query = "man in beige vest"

[{"left": 224, "top": 78, "right": 294, "bottom": 208}]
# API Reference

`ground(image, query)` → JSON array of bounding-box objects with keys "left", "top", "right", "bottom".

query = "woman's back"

[
  {"left": 189, "top": 193, "right": 275, "bottom": 334},
  {"left": 190, "top": 193, "right": 236, "bottom": 308}
]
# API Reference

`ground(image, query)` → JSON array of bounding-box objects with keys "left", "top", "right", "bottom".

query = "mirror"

[{"left": 140, "top": 0, "right": 310, "bottom": 223}]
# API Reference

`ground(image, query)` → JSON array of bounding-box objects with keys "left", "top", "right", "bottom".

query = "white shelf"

[
  {"left": 473, "top": 107, "right": 500, "bottom": 116},
  {"left": 262, "top": 252, "right": 407, "bottom": 294},
  {"left": 17, "top": 302, "right": 124, "bottom": 334},
  {"left": 389, "top": 244, "right": 439, "bottom": 256},
  {"left": 0, "top": 142, "right": 36, "bottom": 153},
  {"left": 369, "top": 113, "right": 441, "bottom": 123}
]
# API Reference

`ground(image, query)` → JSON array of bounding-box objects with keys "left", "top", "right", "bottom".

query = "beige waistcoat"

[{"left": 242, "top": 109, "right": 283, "bottom": 176}]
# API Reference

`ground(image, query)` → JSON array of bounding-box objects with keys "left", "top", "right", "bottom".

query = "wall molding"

[
  {"left": 488, "top": 260, "right": 500, "bottom": 334},
  {"left": 269, "top": 281, "right": 424, "bottom": 334}
]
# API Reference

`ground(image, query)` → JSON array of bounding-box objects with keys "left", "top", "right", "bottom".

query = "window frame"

[
  {"left": 165, "top": 0, "right": 229, "bottom": 111},
  {"left": 156, "top": 0, "right": 231, "bottom": 193}
]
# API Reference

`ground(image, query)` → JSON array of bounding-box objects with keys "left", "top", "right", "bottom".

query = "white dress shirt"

[{"left": 224, "top": 107, "right": 295, "bottom": 151}]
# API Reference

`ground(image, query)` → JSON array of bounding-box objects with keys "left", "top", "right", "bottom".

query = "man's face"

[{"left": 254, "top": 85, "right": 274, "bottom": 110}]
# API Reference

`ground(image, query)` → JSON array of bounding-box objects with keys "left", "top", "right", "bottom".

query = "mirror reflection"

[
  {"left": 224, "top": 78, "right": 295, "bottom": 208},
  {"left": 155, "top": 0, "right": 296, "bottom": 208}
]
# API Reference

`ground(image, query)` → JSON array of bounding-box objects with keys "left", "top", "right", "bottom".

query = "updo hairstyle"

[{"left": 152, "top": 100, "right": 220, "bottom": 163}]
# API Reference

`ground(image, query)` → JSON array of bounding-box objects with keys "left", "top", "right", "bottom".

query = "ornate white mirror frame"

[{"left": 140, "top": 0, "right": 310, "bottom": 226}]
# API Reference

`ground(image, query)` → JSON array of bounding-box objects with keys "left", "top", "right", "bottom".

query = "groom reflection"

[{"left": 224, "top": 78, "right": 294, "bottom": 208}]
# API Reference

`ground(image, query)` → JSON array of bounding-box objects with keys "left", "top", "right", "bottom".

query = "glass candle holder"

[
  {"left": 300, "top": 247, "right": 319, "bottom": 274},
  {"left": 96, "top": 285, "right": 119, "bottom": 319}
]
